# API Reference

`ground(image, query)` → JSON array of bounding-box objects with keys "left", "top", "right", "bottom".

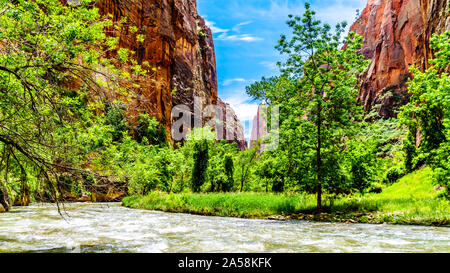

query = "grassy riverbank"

[{"left": 122, "top": 168, "right": 449, "bottom": 226}]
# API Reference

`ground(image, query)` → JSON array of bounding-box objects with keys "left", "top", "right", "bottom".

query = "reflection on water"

[{"left": 0, "top": 202, "right": 448, "bottom": 253}]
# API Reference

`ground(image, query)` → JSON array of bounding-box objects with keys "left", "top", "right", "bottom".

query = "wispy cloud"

[
  {"left": 259, "top": 61, "right": 278, "bottom": 71},
  {"left": 205, "top": 20, "right": 263, "bottom": 42},
  {"left": 222, "top": 94, "right": 259, "bottom": 140},
  {"left": 217, "top": 33, "right": 263, "bottom": 42},
  {"left": 232, "top": 21, "right": 253, "bottom": 32},
  {"left": 204, "top": 20, "right": 228, "bottom": 34},
  {"left": 222, "top": 91, "right": 259, "bottom": 123},
  {"left": 223, "top": 78, "right": 247, "bottom": 86}
]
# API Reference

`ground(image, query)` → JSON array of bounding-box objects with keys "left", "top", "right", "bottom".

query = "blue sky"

[{"left": 196, "top": 0, "right": 367, "bottom": 141}]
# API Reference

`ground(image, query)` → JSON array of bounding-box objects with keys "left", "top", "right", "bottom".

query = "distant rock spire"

[{"left": 250, "top": 105, "right": 268, "bottom": 150}]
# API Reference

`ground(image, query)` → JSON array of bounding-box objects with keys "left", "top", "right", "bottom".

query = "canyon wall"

[
  {"left": 250, "top": 105, "right": 268, "bottom": 149},
  {"left": 350, "top": 0, "right": 450, "bottom": 117},
  {"left": 95, "top": 0, "right": 245, "bottom": 148}
]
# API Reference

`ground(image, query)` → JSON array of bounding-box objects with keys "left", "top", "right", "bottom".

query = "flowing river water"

[{"left": 0, "top": 202, "right": 448, "bottom": 253}]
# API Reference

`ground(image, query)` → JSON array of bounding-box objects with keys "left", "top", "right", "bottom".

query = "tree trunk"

[
  {"left": 317, "top": 183, "right": 322, "bottom": 213},
  {"left": 240, "top": 166, "right": 245, "bottom": 192},
  {"left": 0, "top": 187, "right": 10, "bottom": 212}
]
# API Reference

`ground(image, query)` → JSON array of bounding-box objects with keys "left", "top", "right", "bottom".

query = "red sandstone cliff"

[
  {"left": 216, "top": 98, "right": 248, "bottom": 150},
  {"left": 250, "top": 105, "right": 268, "bottom": 149},
  {"left": 350, "top": 0, "right": 450, "bottom": 117},
  {"left": 94, "top": 0, "right": 245, "bottom": 147}
]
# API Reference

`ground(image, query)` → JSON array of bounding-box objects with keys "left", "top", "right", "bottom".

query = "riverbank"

[{"left": 122, "top": 168, "right": 450, "bottom": 226}]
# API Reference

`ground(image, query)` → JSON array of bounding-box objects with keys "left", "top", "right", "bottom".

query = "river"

[{"left": 0, "top": 202, "right": 448, "bottom": 253}]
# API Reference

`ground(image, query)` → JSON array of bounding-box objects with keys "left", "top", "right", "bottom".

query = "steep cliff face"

[
  {"left": 250, "top": 105, "right": 268, "bottom": 149},
  {"left": 95, "top": 0, "right": 245, "bottom": 147},
  {"left": 350, "top": 0, "right": 449, "bottom": 117},
  {"left": 216, "top": 98, "right": 248, "bottom": 150}
]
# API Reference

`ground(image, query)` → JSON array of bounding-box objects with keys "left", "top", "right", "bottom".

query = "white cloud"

[
  {"left": 227, "top": 100, "right": 258, "bottom": 141},
  {"left": 223, "top": 78, "right": 247, "bottom": 86},
  {"left": 222, "top": 95, "right": 259, "bottom": 124},
  {"left": 204, "top": 20, "right": 228, "bottom": 34},
  {"left": 259, "top": 61, "right": 278, "bottom": 71},
  {"left": 217, "top": 33, "right": 263, "bottom": 42},
  {"left": 227, "top": 0, "right": 366, "bottom": 34},
  {"left": 205, "top": 20, "right": 262, "bottom": 43},
  {"left": 232, "top": 21, "right": 253, "bottom": 32}
]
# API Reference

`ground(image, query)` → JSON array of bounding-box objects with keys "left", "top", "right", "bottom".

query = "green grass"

[
  {"left": 123, "top": 192, "right": 317, "bottom": 218},
  {"left": 122, "top": 167, "right": 450, "bottom": 226},
  {"left": 338, "top": 167, "right": 450, "bottom": 225}
]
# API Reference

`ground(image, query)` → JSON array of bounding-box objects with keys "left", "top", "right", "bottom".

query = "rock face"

[
  {"left": 350, "top": 0, "right": 450, "bottom": 117},
  {"left": 95, "top": 0, "right": 245, "bottom": 146},
  {"left": 216, "top": 98, "right": 247, "bottom": 150},
  {"left": 250, "top": 105, "right": 268, "bottom": 149}
]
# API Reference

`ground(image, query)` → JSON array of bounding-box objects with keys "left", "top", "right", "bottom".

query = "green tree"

[
  {"left": 274, "top": 3, "right": 368, "bottom": 211},
  {"left": 254, "top": 153, "right": 286, "bottom": 192},
  {"left": 0, "top": 0, "right": 146, "bottom": 208},
  {"left": 223, "top": 155, "right": 234, "bottom": 192},
  {"left": 235, "top": 144, "right": 258, "bottom": 192},
  {"left": 399, "top": 31, "right": 449, "bottom": 193},
  {"left": 346, "top": 139, "right": 378, "bottom": 193},
  {"left": 135, "top": 113, "right": 167, "bottom": 146},
  {"left": 246, "top": 76, "right": 296, "bottom": 106},
  {"left": 191, "top": 139, "right": 209, "bottom": 192},
  {"left": 105, "top": 104, "right": 127, "bottom": 142}
]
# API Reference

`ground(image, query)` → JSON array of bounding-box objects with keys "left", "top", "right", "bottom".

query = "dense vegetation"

[
  {"left": 123, "top": 167, "right": 449, "bottom": 226},
  {"left": 0, "top": 1, "right": 448, "bottom": 225},
  {"left": 123, "top": 4, "right": 449, "bottom": 224},
  {"left": 0, "top": 0, "right": 158, "bottom": 210}
]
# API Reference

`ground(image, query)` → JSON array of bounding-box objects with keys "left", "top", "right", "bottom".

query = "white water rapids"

[{"left": 0, "top": 202, "right": 448, "bottom": 253}]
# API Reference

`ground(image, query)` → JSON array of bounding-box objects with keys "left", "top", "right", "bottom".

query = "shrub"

[
  {"left": 104, "top": 104, "right": 127, "bottom": 142},
  {"left": 191, "top": 139, "right": 209, "bottom": 192},
  {"left": 135, "top": 113, "right": 167, "bottom": 146},
  {"left": 385, "top": 167, "right": 402, "bottom": 183}
]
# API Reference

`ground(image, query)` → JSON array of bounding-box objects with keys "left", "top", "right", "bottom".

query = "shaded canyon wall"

[{"left": 95, "top": 0, "right": 246, "bottom": 148}]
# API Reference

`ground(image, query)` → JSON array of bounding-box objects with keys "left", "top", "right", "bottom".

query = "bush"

[
  {"left": 368, "top": 182, "right": 384, "bottom": 193},
  {"left": 384, "top": 167, "right": 402, "bottom": 183},
  {"left": 191, "top": 139, "right": 209, "bottom": 192},
  {"left": 104, "top": 104, "right": 127, "bottom": 142},
  {"left": 135, "top": 113, "right": 167, "bottom": 146}
]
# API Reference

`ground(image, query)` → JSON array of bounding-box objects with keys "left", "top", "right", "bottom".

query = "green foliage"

[
  {"left": 248, "top": 3, "right": 369, "bottom": 210},
  {"left": 235, "top": 144, "right": 259, "bottom": 192},
  {"left": 191, "top": 139, "right": 209, "bottom": 193},
  {"left": 399, "top": 31, "right": 449, "bottom": 191},
  {"left": 346, "top": 140, "right": 378, "bottom": 193},
  {"left": 254, "top": 153, "right": 286, "bottom": 193},
  {"left": 246, "top": 76, "right": 296, "bottom": 106},
  {"left": 402, "top": 132, "right": 417, "bottom": 171},
  {"left": 0, "top": 0, "right": 125, "bottom": 203},
  {"left": 0, "top": 0, "right": 157, "bottom": 203},
  {"left": 123, "top": 192, "right": 314, "bottom": 218},
  {"left": 2, "top": 0, "right": 447, "bottom": 221},
  {"left": 104, "top": 104, "right": 127, "bottom": 142},
  {"left": 135, "top": 113, "right": 167, "bottom": 146},
  {"left": 124, "top": 167, "right": 449, "bottom": 226},
  {"left": 384, "top": 167, "right": 402, "bottom": 184},
  {"left": 223, "top": 155, "right": 234, "bottom": 192}
]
